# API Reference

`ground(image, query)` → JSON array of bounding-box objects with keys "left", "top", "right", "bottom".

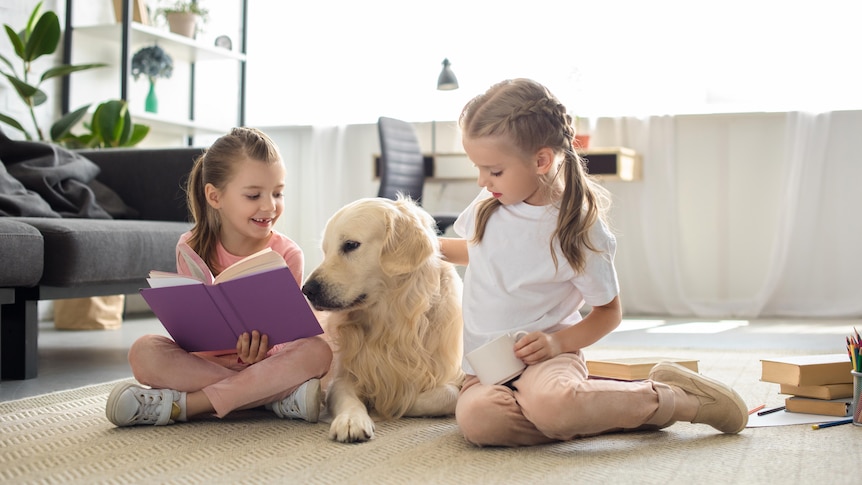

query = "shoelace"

[
  {"left": 280, "top": 395, "right": 302, "bottom": 415},
  {"left": 135, "top": 390, "right": 172, "bottom": 424}
]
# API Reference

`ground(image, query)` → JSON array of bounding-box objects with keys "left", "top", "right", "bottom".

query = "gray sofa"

[{"left": 0, "top": 147, "right": 201, "bottom": 380}]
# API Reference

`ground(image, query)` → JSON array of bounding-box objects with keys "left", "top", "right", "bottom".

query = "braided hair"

[{"left": 459, "top": 78, "right": 611, "bottom": 272}]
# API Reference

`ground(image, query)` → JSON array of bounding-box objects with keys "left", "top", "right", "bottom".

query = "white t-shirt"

[{"left": 454, "top": 190, "right": 619, "bottom": 374}]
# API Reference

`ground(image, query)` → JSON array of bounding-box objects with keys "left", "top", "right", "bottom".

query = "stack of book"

[
  {"left": 586, "top": 356, "right": 699, "bottom": 381},
  {"left": 760, "top": 354, "right": 854, "bottom": 417}
]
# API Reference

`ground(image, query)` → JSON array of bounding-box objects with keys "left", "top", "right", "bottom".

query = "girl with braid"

[{"left": 439, "top": 79, "right": 748, "bottom": 446}]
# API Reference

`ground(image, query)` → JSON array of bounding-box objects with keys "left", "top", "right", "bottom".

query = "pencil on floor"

[
  {"left": 757, "top": 405, "right": 785, "bottom": 416},
  {"left": 748, "top": 404, "right": 765, "bottom": 415},
  {"left": 811, "top": 418, "right": 853, "bottom": 430}
]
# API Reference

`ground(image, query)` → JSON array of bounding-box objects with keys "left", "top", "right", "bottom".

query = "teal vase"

[{"left": 145, "top": 79, "right": 158, "bottom": 113}]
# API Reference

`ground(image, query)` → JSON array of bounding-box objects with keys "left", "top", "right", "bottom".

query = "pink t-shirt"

[
  {"left": 174, "top": 230, "right": 305, "bottom": 358},
  {"left": 175, "top": 230, "right": 304, "bottom": 286}
]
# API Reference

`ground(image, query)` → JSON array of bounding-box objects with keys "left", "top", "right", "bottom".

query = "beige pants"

[
  {"left": 455, "top": 351, "right": 676, "bottom": 446},
  {"left": 53, "top": 295, "right": 125, "bottom": 330}
]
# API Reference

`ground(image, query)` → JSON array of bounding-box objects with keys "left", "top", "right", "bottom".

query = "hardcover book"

[
  {"left": 586, "top": 357, "right": 699, "bottom": 381},
  {"left": 760, "top": 354, "right": 852, "bottom": 386},
  {"left": 140, "top": 247, "right": 323, "bottom": 353},
  {"left": 784, "top": 396, "right": 852, "bottom": 417},
  {"left": 778, "top": 382, "right": 854, "bottom": 400}
]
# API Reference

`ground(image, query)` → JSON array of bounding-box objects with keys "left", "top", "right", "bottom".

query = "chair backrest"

[{"left": 377, "top": 116, "right": 425, "bottom": 204}]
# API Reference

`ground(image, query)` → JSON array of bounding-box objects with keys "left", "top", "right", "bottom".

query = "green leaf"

[
  {"left": 117, "top": 108, "right": 134, "bottom": 146},
  {"left": 4, "top": 25, "right": 25, "bottom": 59},
  {"left": 23, "top": 11, "right": 60, "bottom": 61},
  {"left": 50, "top": 104, "right": 91, "bottom": 141},
  {"left": 31, "top": 89, "right": 47, "bottom": 107},
  {"left": 93, "top": 100, "right": 127, "bottom": 146},
  {"left": 25, "top": 2, "right": 44, "bottom": 37},
  {"left": 41, "top": 63, "right": 107, "bottom": 82},
  {"left": 2, "top": 73, "right": 39, "bottom": 98},
  {"left": 0, "top": 52, "right": 17, "bottom": 74},
  {"left": 0, "top": 112, "right": 33, "bottom": 140},
  {"left": 126, "top": 124, "right": 150, "bottom": 146}
]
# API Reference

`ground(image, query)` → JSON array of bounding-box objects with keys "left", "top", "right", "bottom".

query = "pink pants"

[
  {"left": 456, "top": 351, "right": 676, "bottom": 447},
  {"left": 128, "top": 334, "right": 332, "bottom": 418}
]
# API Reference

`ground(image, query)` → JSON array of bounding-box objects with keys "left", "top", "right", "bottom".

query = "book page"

[
  {"left": 177, "top": 243, "right": 215, "bottom": 285},
  {"left": 214, "top": 248, "right": 287, "bottom": 284},
  {"left": 146, "top": 275, "right": 203, "bottom": 288}
]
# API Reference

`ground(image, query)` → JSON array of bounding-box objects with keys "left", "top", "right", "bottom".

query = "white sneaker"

[
  {"left": 106, "top": 382, "right": 182, "bottom": 427},
  {"left": 269, "top": 378, "right": 321, "bottom": 423}
]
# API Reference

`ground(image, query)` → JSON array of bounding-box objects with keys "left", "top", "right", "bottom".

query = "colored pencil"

[
  {"left": 748, "top": 404, "right": 765, "bottom": 415},
  {"left": 757, "top": 406, "right": 785, "bottom": 416},
  {"left": 811, "top": 418, "right": 853, "bottom": 430}
]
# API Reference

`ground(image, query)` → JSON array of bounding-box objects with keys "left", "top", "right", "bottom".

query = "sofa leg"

[{"left": 1, "top": 298, "right": 39, "bottom": 380}]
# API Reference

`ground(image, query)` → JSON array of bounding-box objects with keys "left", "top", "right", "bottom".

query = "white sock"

[{"left": 175, "top": 392, "right": 188, "bottom": 422}]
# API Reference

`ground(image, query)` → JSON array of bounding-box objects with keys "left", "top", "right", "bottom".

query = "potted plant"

[
  {"left": 0, "top": 1, "right": 106, "bottom": 142},
  {"left": 131, "top": 45, "right": 173, "bottom": 113},
  {"left": 158, "top": 1, "right": 209, "bottom": 38},
  {"left": 53, "top": 100, "right": 150, "bottom": 148}
]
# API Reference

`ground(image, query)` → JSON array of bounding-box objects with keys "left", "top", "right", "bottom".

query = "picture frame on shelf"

[{"left": 113, "top": 0, "right": 150, "bottom": 25}]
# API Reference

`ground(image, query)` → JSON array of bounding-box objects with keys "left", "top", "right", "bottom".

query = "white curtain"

[
  {"left": 593, "top": 111, "right": 862, "bottom": 318},
  {"left": 595, "top": 116, "right": 698, "bottom": 316},
  {"left": 760, "top": 112, "right": 862, "bottom": 316}
]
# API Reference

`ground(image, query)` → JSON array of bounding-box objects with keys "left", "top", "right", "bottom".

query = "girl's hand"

[
  {"left": 514, "top": 331, "right": 562, "bottom": 365},
  {"left": 236, "top": 330, "right": 269, "bottom": 364}
]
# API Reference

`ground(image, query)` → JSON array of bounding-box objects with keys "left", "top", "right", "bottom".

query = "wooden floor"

[{"left": 0, "top": 313, "right": 856, "bottom": 402}]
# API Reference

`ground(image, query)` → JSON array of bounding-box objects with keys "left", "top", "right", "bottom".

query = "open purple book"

[{"left": 140, "top": 248, "right": 323, "bottom": 353}]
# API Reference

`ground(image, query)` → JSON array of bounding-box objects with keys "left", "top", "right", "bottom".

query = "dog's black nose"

[{"left": 302, "top": 280, "right": 320, "bottom": 300}]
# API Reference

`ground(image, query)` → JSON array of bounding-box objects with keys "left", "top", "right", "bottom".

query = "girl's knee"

[
  {"left": 272, "top": 335, "right": 333, "bottom": 376},
  {"left": 456, "top": 399, "right": 493, "bottom": 446},
  {"left": 128, "top": 334, "right": 172, "bottom": 361},
  {"left": 455, "top": 387, "right": 513, "bottom": 446},
  {"left": 128, "top": 334, "right": 175, "bottom": 383},
  {"left": 303, "top": 335, "right": 333, "bottom": 373}
]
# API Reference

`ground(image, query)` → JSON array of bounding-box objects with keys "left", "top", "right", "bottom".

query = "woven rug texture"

[{"left": 2, "top": 346, "right": 860, "bottom": 484}]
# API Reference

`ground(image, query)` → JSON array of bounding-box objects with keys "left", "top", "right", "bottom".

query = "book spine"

[{"left": 208, "top": 285, "right": 246, "bottom": 339}]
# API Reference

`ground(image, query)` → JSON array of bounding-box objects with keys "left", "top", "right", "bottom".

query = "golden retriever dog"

[{"left": 301, "top": 197, "right": 464, "bottom": 443}]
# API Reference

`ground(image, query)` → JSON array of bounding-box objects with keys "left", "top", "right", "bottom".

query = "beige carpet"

[{"left": 2, "top": 346, "right": 861, "bottom": 484}]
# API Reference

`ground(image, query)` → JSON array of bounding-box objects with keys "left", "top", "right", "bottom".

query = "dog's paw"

[{"left": 329, "top": 411, "right": 375, "bottom": 443}]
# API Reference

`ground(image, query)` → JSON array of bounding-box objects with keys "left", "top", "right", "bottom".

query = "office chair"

[{"left": 377, "top": 116, "right": 458, "bottom": 235}]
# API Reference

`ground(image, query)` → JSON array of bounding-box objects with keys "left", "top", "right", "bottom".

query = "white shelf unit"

[
  {"left": 73, "top": 23, "right": 247, "bottom": 64},
  {"left": 62, "top": 0, "right": 248, "bottom": 142}
]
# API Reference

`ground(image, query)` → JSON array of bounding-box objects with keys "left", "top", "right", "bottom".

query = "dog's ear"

[{"left": 380, "top": 201, "right": 435, "bottom": 276}]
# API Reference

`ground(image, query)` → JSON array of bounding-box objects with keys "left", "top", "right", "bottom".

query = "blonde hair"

[
  {"left": 459, "top": 78, "right": 611, "bottom": 272},
  {"left": 185, "top": 127, "right": 282, "bottom": 274}
]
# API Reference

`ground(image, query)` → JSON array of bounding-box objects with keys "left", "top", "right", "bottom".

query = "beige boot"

[{"left": 648, "top": 362, "right": 748, "bottom": 434}]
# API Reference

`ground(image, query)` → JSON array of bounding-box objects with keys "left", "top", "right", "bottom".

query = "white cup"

[{"left": 466, "top": 331, "right": 529, "bottom": 386}]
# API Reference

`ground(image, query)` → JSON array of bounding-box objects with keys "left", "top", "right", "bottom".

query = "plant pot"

[{"left": 166, "top": 12, "right": 198, "bottom": 38}]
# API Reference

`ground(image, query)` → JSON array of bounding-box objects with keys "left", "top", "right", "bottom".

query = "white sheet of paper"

[{"left": 746, "top": 410, "right": 853, "bottom": 428}]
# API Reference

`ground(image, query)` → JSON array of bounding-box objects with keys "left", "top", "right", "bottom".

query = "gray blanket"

[{"left": 0, "top": 129, "right": 128, "bottom": 219}]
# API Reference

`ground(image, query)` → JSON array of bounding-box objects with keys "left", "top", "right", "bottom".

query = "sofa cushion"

[
  {"left": 0, "top": 219, "right": 44, "bottom": 287},
  {"left": 80, "top": 148, "right": 201, "bottom": 222},
  {"left": 12, "top": 218, "right": 191, "bottom": 286}
]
